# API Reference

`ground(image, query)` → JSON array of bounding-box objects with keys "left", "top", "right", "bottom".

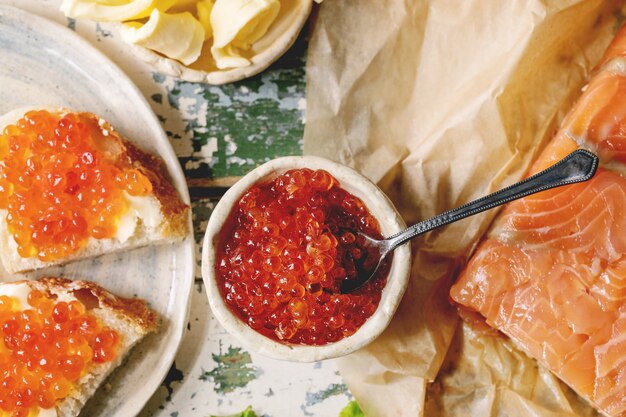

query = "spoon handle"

[{"left": 385, "top": 149, "right": 599, "bottom": 252}]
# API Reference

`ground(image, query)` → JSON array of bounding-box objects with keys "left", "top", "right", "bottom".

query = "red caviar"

[
  {"left": 0, "top": 110, "right": 153, "bottom": 262},
  {"left": 0, "top": 288, "right": 120, "bottom": 416},
  {"left": 216, "top": 168, "right": 389, "bottom": 345}
]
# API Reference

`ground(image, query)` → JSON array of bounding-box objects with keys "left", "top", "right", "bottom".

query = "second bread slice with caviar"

[
  {"left": 0, "top": 277, "right": 159, "bottom": 417},
  {"left": 0, "top": 108, "right": 189, "bottom": 273}
]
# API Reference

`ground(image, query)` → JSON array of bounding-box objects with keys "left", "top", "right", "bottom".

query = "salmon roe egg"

[
  {"left": 0, "top": 289, "right": 121, "bottom": 416},
  {"left": 0, "top": 110, "right": 154, "bottom": 262},
  {"left": 216, "top": 168, "right": 390, "bottom": 345}
]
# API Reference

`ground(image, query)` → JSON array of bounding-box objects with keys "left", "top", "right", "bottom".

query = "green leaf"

[
  {"left": 339, "top": 401, "right": 365, "bottom": 417},
  {"left": 210, "top": 406, "right": 257, "bottom": 417}
]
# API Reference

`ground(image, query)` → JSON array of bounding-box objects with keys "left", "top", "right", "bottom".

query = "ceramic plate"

[{"left": 0, "top": 5, "right": 194, "bottom": 417}]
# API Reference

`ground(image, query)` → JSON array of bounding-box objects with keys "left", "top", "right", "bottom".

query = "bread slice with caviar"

[
  {"left": 0, "top": 108, "right": 189, "bottom": 273},
  {"left": 0, "top": 277, "right": 158, "bottom": 417}
]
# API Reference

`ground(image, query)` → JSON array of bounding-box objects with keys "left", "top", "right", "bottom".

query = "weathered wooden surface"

[{"left": 140, "top": 34, "right": 352, "bottom": 416}]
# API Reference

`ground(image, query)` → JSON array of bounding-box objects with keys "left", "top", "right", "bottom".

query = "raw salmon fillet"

[{"left": 450, "top": 26, "right": 626, "bottom": 417}]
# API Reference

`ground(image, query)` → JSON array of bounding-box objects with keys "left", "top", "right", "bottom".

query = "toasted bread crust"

[
  {"left": 18, "top": 277, "right": 159, "bottom": 333},
  {"left": 94, "top": 115, "right": 189, "bottom": 240}
]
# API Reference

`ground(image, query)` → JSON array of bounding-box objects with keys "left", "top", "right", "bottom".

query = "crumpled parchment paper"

[{"left": 303, "top": 0, "right": 624, "bottom": 415}]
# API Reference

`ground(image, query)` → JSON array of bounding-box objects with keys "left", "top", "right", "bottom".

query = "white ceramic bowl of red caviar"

[{"left": 201, "top": 156, "right": 411, "bottom": 362}]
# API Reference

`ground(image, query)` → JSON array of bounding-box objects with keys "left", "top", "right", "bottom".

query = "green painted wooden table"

[
  {"left": 137, "top": 18, "right": 353, "bottom": 417},
  {"left": 12, "top": 1, "right": 353, "bottom": 416}
]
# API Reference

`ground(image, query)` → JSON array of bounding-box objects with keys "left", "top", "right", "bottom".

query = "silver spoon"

[{"left": 340, "top": 149, "right": 599, "bottom": 293}]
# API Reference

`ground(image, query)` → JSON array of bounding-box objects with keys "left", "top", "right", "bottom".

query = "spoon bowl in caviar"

[{"left": 340, "top": 149, "right": 599, "bottom": 294}]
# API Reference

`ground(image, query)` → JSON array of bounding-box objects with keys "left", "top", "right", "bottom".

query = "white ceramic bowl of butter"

[
  {"left": 202, "top": 156, "right": 412, "bottom": 362},
  {"left": 123, "top": 0, "right": 313, "bottom": 84}
]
